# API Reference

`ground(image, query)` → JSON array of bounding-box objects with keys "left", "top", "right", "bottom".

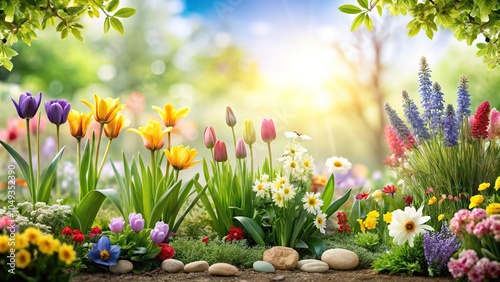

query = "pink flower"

[
  {"left": 470, "top": 208, "right": 488, "bottom": 221},
  {"left": 203, "top": 126, "right": 217, "bottom": 149},
  {"left": 235, "top": 138, "right": 247, "bottom": 159},
  {"left": 355, "top": 192, "right": 369, "bottom": 200},
  {"left": 260, "top": 118, "right": 276, "bottom": 143},
  {"left": 384, "top": 125, "right": 406, "bottom": 158},
  {"left": 213, "top": 140, "right": 228, "bottom": 162},
  {"left": 488, "top": 108, "right": 500, "bottom": 139},
  {"left": 0, "top": 216, "right": 12, "bottom": 229}
]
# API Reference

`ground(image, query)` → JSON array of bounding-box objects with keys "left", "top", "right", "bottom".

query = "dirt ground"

[{"left": 72, "top": 268, "right": 454, "bottom": 282}]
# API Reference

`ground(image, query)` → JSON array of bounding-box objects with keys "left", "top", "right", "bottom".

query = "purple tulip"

[
  {"left": 261, "top": 118, "right": 276, "bottom": 143},
  {"left": 150, "top": 221, "right": 169, "bottom": 244},
  {"left": 155, "top": 221, "right": 169, "bottom": 236},
  {"left": 109, "top": 217, "right": 125, "bottom": 233},
  {"left": 11, "top": 92, "right": 42, "bottom": 119},
  {"left": 235, "top": 138, "right": 247, "bottom": 159},
  {"left": 204, "top": 126, "right": 217, "bottom": 149},
  {"left": 214, "top": 140, "right": 228, "bottom": 162},
  {"left": 128, "top": 213, "right": 144, "bottom": 232},
  {"left": 44, "top": 99, "right": 71, "bottom": 125}
]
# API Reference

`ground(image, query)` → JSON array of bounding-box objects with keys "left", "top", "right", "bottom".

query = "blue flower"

[
  {"left": 402, "top": 91, "right": 430, "bottom": 140},
  {"left": 418, "top": 57, "right": 433, "bottom": 125},
  {"left": 456, "top": 75, "right": 471, "bottom": 123},
  {"left": 88, "top": 236, "right": 120, "bottom": 266},
  {"left": 385, "top": 103, "right": 413, "bottom": 144},
  {"left": 429, "top": 82, "right": 445, "bottom": 135},
  {"left": 443, "top": 104, "right": 459, "bottom": 147}
]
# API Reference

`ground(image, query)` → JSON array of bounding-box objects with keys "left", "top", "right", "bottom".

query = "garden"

[{"left": 1, "top": 1, "right": 500, "bottom": 281}]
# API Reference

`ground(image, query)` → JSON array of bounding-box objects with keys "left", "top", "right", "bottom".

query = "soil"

[{"left": 72, "top": 268, "right": 454, "bottom": 282}]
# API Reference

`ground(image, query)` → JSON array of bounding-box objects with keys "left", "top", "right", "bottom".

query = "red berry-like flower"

[
  {"left": 403, "top": 195, "right": 414, "bottom": 206},
  {"left": 201, "top": 237, "right": 209, "bottom": 243},
  {"left": 72, "top": 233, "right": 85, "bottom": 243},
  {"left": 382, "top": 185, "right": 397, "bottom": 197},
  {"left": 226, "top": 226, "right": 244, "bottom": 241},
  {"left": 89, "top": 227, "right": 102, "bottom": 239},
  {"left": 156, "top": 243, "right": 175, "bottom": 260},
  {"left": 471, "top": 101, "right": 490, "bottom": 139},
  {"left": 61, "top": 227, "right": 73, "bottom": 236},
  {"left": 73, "top": 229, "right": 82, "bottom": 235},
  {"left": 355, "top": 192, "right": 369, "bottom": 200}
]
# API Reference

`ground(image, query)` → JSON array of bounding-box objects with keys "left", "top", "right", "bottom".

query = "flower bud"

[
  {"left": 214, "top": 140, "right": 228, "bottom": 162},
  {"left": 129, "top": 213, "right": 145, "bottom": 232},
  {"left": 109, "top": 217, "right": 125, "bottom": 233},
  {"left": 261, "top": 118, "right": 276, "bottom": 143},
  {"left": 235, "top": 138, "right": 247, "bottom": 159},
  {"left": 204, "top": 126, "right": 217, "bottom": 149},
  {"left": 242, "top": 119, "right": 256, "bottom": 145},
  {"left": 226, "top": 106, "right": 237, "bottom": 127}
]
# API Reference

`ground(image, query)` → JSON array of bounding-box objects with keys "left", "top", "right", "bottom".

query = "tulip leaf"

[
  {"left": 303, "top": 236, "right": 327, "bottom": 257},
  {"left": 325, "top": 188, "right": 352, "bottom": 217},
  {"left": 149, "top": 179, "right": 182, "bottom": 228},
  {"left": 0, "top": 140, "right": 33, "bottom": 194},
  {"left": 321, "top": 174, "right": 335, "bottom": 212},
  {"left": 234, "top": 216, "right": 266, "bottom": 246},
  {"left": 38, "top": 146, "right": 65, "bottom": 203},
  {"left": 75, "top": 188, "right": 124, "bottom": 232},
  {"left": 172, "top": 179, "right": 206, "bottom": 233}
]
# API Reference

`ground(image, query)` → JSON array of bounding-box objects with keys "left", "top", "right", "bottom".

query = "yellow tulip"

[
  {"left": 81, "top": 94, "right": 125, "bottom": 124},
  {"left": 478, "top": 182, "right": 490, "bottom": 191},
  {"left": 469, "top": 194, "right": 484, "bottom": 209},
  {"left": 428, "top": 196, "right": 437, "bottom": 205},
  {"left": 152, "top": 103, "right": 190, "bottom": 127},
  {"left": 164, "top": 145, "right": 201, "bottom": 171},
  {"left": 104, "top": 114, "right": 129, "bottom": 139},
  {"left": 383, "top": 212, "right": 392, "bottom": 224},
  {"left": 486, "top": 203, "right": 500, "bottom": 215},
  {"left": 438, "top": 214, "right": 445, "bottom": 221},
  {"left": 128, "top": 120, "right": 172, "bottom": 151},
  {"left": 67, "top": 110, "right": 92, "bottom": 139},
  {"left": 494, "top": 176, "right": 500, "bottom": 191},
  {"left": 242, "top": 119, "right": 256, "bottom": 145}
]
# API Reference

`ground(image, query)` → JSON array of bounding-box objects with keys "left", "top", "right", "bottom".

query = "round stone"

[
  {"left": 263, "top": 246, "right": 299, "bottom": 270},
  {"left": 297, "top": 259, "right": 323, "bottom": 269},
  {"left": 184, "top": 260, "right": 209, "bottom": 273},
  {"left": 321, "top": 248, "right": 359, "bottom": 270},
  {"left": 161, "top": 259, "right": 184, "bottom": 273},
  {"left": 300, "top": 261, "right": 329, "bottom": 273},
  {"left": 208, "top": 263, "right": 238, "bottom": 276},
  {"left": 109, "top": 259, "right": 133, "bottom": 274},
  {"left": 253, "top": 260, "right": 275, "bottom": 273}
]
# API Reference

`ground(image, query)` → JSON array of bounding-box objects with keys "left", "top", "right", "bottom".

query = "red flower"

[
  {"left": 336, "top": 211, "right": 348, "bottom": 224},
  {"left": 156, "top": 243, "right": 175, "bottom": 260},
  {"left": 73, "top": 229, "right": 82, "bottom": 235},
  {"left": 425, "top": 187, "right": 434, "bottom": 194},
  {"left": 61, "top": 227, "right": 73, "bottom": 236},
  {"left": 403, "top": 195, "right": 413, "bottom": 206},
  {"left": 226, "top": 226, "right": 244, "bottom": 241},
  {"left": 355, "top": 192, "right": 369, "bottom": 200},
  {"left": 72, "top": 233, "right": 85, "bottom": 243},
  {"left": 384, "top": 125, "right": 406, "bottom": 158},
  {"left": 382, "top": 185, "right": 397, "bottom": 197},
  {"left": 201, "top": 237, "right": 209, "bottom": 243},
  {"left": 471, "top": 101, "right": 490, "bottom": 139},
  {"left": 89, "top": 227, "right": 102, "bottom": 239}
]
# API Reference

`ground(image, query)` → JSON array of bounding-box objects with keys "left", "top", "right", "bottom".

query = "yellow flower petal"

[
  {"left": 478, "top": 182, "right": 490, "bottom": 191},
  {"left": 165, "top": 145, "right": 201, "bottom": 171}
]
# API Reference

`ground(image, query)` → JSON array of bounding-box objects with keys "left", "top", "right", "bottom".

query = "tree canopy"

[
  {"left": 0, "top": 0, "right": 135, "bottom": 71},
  {"left": 339, "top": 0, "right": 500, "bottom": 69}
]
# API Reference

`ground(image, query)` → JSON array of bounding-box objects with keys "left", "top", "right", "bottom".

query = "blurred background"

[{"left": 1, "top": 0, "right": 500, "bottom": 177}]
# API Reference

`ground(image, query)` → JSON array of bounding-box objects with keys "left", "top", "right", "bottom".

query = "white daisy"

[
  {"left": 301, "top": 154, "right": 315, "bottom": 174},
  {"left": 281, "top": 184, "right": 296, "bottom": 201},
  {"left": 314, "top": 212, "right": 327, "bottom": 234},
  {"left": 325, "top": 156, "right": 352, "bottom": 174},
  {"left": 252, "top": 180, "right": 269, "bottom": 198},
  {"left": 281, "top": 142, "right": 307, "bottom": 159},
  {"left": 259, "top": 174, "right": 270, "bottom": 183},
  {"left": 302, "top": 192, "right": 324, "bottom": 214},
  {"left": 388, "top": 206, "right": 434, "bottom": 247},
  {"left": 272, "top": 174, "right": 289, "bottom": 190},
  {"left": 283, "top": 157, "right": 304, "bottom": 177},
  {"left": 272, "top": 190, "right": 285, "bottom": 208}
]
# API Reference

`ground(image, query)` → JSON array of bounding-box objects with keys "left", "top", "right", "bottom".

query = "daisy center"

[
  {"left": 100, "top": 250, "right": 110, "bottom": 261},
  {"left": 308, "top": 198, "right": 317, "bottom": 206},
  {"left": 257, "top": 184, "right": 263, "bottom": 190},
  {"left": 333, "top": 161, "right": 342, "bottom": 167},
  {"left": 303, "top": 161, "right": 310, "bottom": 167},
  {"left": 317, "top": 217, "right": 324, "bottom": 224},
  {"left": 290, "top": 162, "right": 297, "bottom": 168},
  {"left": 404, "top": 221, "right": 415, "bottom": 232}
]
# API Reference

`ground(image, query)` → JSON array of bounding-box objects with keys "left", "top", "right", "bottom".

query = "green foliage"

[
  {"left": 169, "top": 237, "right": 265, "bottom": 268},
  {"left": 339, "top": 0, "right": 500, "bottom": 68},
  {"left": 372, "top": 234, "right": 426, "bottom": 276},
  {"left": 355, "top": 232, "right": 380, "bottom": 251},
  {"left": 0, "top": 0, "right": 136, "bottom": 70}
]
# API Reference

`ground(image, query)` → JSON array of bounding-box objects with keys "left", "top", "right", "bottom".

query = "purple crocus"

[
  {"left": 44, "top": 99, "right": 71, "bottom": 125},
  {"left": 150, "top": 221, "right": 169, "bottom": 244},
  {"left": 88, "top": 236, "right": 121, "bottom": 266},
  {"left": 128, "top": 213, "right": 144, "bottom": 232},
  {"left": 11, "top": 92, "right": 42, "bottom": 119},
  {"left": 109, "top": 217, "right": 125, "bottom": 233}
]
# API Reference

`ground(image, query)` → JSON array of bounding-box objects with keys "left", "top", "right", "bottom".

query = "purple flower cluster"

[
  {"left": 423, "top": 223, "right": 461, "bottom": 275},
  {"left": 402, "top": 91, "right": 430, "bottom": 141},
  {"left": 448, "top": 250, "right": 500, "bottom": 282},
  {"left": 384, "top": 103, "right": 414, "bottom": 147},
  {"left": 443, "top": 104, "right": 459, "bottom": 147},
  {"left": 456, "top": 75, "right": 471, "bottom": 123},
  {"left": 418, "top": 57, "right": 433, "bottom": 125},
  {"left": 429, "top": 82, "right": 445, "bottom": 135}
]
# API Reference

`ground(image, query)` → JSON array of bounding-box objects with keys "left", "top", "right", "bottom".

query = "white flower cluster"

[{"left": 0, "top": 200, "right": 72, "bottom": 233}]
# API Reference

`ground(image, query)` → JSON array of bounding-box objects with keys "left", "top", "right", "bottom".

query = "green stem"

[
  {"left": 36, "top": 115, "right": 41, "bottom": 193},
  {"left": 26, "top": 119, "right": 36, "bottom": 203},
  {"left": 77, "top": 139, "right": 81, "bottom": 172},
  {"left": 56, "top": 125, "right": 60, "bottom": 153},
  {"left": 249, "top": 144, "right": 254, "bottom": 178},
  {"left": 94, "top": 123, "right": 105, "bottom": 183},
  {"left": 174, "top": 169, "right": 179, "bottom": 183},
  {"left": 151, "top": 149, "right": 157, "bottom": 199},
  {"left": 267, "top": 142, "right": 273, "bottom": 173},
  {"left": 231, "top": 126, "right": 237, "bottom": 150},
  {"left": 97, "top": 139, "right": 113, "bottom": 182},
  {"left": 166, "top": 132, "right": 171, "bottom": 178},
  {"left": 55, "top": 124, "right": 60, "bottom": 198}
]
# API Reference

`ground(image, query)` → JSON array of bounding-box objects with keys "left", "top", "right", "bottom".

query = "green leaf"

[
  {"left": 304, "top": 236, "right": 327, "bottom": 257},
  {"left": 350, "top": 13, "right": 365, "bottom": 31},
  {"left": 321, "top": 174, "right": 335, "bottom": 212},
  {"left": 114, "top": 7, "right": 136, "bottom": 18},
  {"left": 107, "top": 0, "right": 120, "bottom": 12},
  {"left": 364, "top": 14, "right": 373, "bottom": 31},
  {"left": 2, "top": 59, "right": 13, "bottom": 71},
  {"left": 110, "top": 17, "right": 124, "bottom": 35},
  {"left": 339, "top": 4, "right": 363, "bottom": 14},
  {"left": 408, "top": 23, "right": 421, "bottom": 37},
  {"left": 104, "top": 17, "right": 110, "bottom": 33},
  {"left": 234, "top": 216, "right": 266, "bottom": 246},
  {"left": 376, "top": 5, "right": 383, "bottom": 16},
  {"left": 38, "top": 147, "right": 65, "bottom": 203},
  {"left": 75, "top": 189, "right": 123, "bottom": 232},
  {"left": 71, "top": 28, "right": 84, "bottom": 41},
  {"left": 357, "top": 0, "right": 368, "bottom": 9},
  {"left": 61, "top": 28, "right": 69, "bottom": 39},
  {"left": 149, "top": 180, "right": 183, "bottom": 228},
  {"left": 67, "top": 6, "right": 85, "bottom": 15},
  {"left": 4, "top": 3, "right": 14, "bottom": 23},
  {"left": 2, "top": 46, "right": 18, "bottom": 57},
  {"left": 0, "top": 140, "right": 32, "bottom": 191},
  {"left": 325, "top": 188, "right": 352, "bottom": 217}
]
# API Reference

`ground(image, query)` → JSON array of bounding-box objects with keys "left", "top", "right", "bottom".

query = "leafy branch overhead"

[
  {"left": 339, "top": 0, "right": 500, "bottom": 69},
  {"left": 0, "top": 0, "right": 136, "bottom": 71}
]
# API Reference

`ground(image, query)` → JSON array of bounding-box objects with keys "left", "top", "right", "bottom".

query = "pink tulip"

[
  {"left": 235, "top": 138, "right": 247, "bottom": 159},
  {"left": 488, "top": 108, "right": 500, "bottom": 139},
  {"left": 204, "top": 126, "right": 217, "bottom": 149},
  {"left": 226, "top": 106, "right": 237, "bottom": 127},
  {"left": 261, "top": 118, "right": 276, "bottom": 143},
  {"left": 214, "top": 140, "right": 228, "bottom": 162}
]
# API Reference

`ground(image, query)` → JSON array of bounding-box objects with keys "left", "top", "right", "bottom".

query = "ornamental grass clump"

[{"left": 384, "top": 57, "right": 500, "bottom": 230}]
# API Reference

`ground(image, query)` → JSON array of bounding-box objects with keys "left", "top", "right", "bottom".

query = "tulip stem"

[
  {"left": 36, "top": 115, "right": 41, "bottom": 195},
  {"left": 267, "top": 142, "right": 273, "bottom": 174},
  {"left": 231, "top": 127, "right": 237, "bottom": 150},
  {"left": 56, "top": 124, "right": 60, "bottom": 153},
  {"left": 249, "top": 144, "right": 254, "bottom": 177},
  {"left": 166, "top": 132, "right": 171, "bottom": 178},
  {"left": 77, "top": 139, "right": 81, "bottom": 172},
  {"left": 26, "top": 119, "right": 36, "bottom": 203},
  {"left": 55, "top": 124, "right": 60, "bottom": 199},
  {"left": 94, "top": 123, "right": 104, "bottom": 188},
  {"left": 97, "top": 139, "right": 113, "bottom": 181},
  {"left": 175, "top": 170, "right": 179, "bottom": 183}
]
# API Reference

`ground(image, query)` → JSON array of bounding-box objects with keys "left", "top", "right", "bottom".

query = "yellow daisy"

[
  {"left": 16, "top": 249, "right": 31, "bottom": 269},
  {"left": 58, "top": 243, "right": 76, "bottom": 265}
]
